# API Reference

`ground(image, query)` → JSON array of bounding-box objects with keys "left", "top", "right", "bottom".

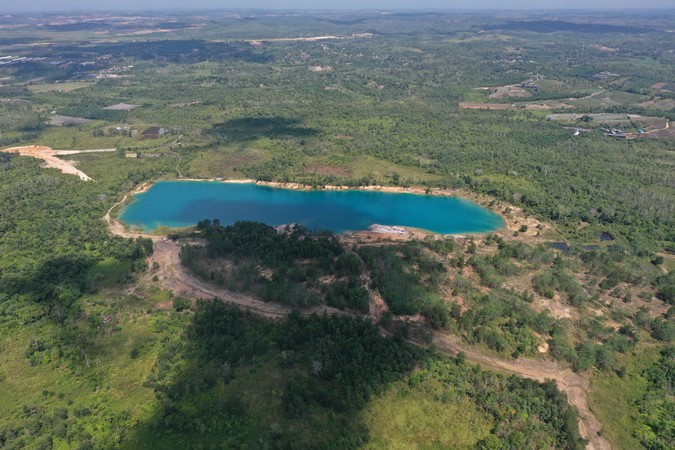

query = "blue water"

[{"left": 119, "top": 181, "right": 505, "bottom": 234}]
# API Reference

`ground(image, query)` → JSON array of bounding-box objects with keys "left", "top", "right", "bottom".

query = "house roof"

[{"left": 142, "top": 126, "right": 162, "bottom": 135}]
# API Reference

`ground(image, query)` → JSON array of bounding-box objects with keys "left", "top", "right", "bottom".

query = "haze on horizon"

[{"left": 3, "top": 0, "right": 674, "bottom": 13}]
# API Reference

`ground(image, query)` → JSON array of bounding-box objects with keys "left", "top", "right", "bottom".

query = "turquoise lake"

[{"left": 119, "top": 181, "right": 505, "bottom": 234}]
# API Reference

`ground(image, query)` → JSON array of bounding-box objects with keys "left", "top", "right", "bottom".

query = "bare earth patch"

[
  {"left": 1, "top": 145, "right": 116, "bottom": 181},
  {"left": 629, "top": 119, "right": 672, "bottom": 139},
  {"left": 651, "top": 82, "right": 675, "bottom": 92},
  {"left": 635, "top": 98, "right": 675, "bottom": 111},
  {"left": 246, "top": 33, "right": 373, "bottom": 46},
  {"left": 103, "top": 102, "right": 139, "bottom": 111},
  {"left": 589, "top": 45, "right": 618, "bottom": 52},
  {"left": 488, "top": 84, "right": 531, "bottom": 99},
  {"left": 524, "top": 103, "right": 554, "bottom": 110},
  {"left": 309, "top": 65, "right": 333, "bottom": 73},
  {"left": 459, "top": 102, "right": 511, "bottom": 110},
  {"left": 535, "top": 293, "right": 575, "bottom": 319},
  {"left": 47, "top": 115, "right": 92, "bottom": 126}
]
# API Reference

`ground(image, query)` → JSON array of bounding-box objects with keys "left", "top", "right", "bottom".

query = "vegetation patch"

[{"left": 181, "top": 221, "right": 369, "bottom": 312}]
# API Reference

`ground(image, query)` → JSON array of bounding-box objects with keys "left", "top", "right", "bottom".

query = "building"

[{"left": 141, "top": 126, "right": 168, "bottom": 140}]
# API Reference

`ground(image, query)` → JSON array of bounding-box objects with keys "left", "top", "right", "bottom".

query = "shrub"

[{"left": 173, "top": 297, "right": 191, "bottom": 312}]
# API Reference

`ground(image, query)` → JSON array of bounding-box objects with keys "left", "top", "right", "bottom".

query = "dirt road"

[
  {"left": 104, "top": 196, "right": 611, "bottom": 450},
  {"left": 146, "top": 238, "right": 343, "bottom": 319},
  {"left": 103, "top": 189, "right": 151, "bottom": 239},
  {"left": 105, "top": 196, "right": 343, "bottom": 319},
  {"left": 432, "top": 334, "right": 611, "bottom": 450},
  {"left": 629, "top": 118, "right": 670, "bottom": 138},
  {"left": 1, "top": 145, "right": 116, "bottom": 181}
]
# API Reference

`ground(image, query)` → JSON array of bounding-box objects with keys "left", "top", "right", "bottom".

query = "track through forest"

[
  {"left": 432, "top": 334, "right": 611, "bottom": 450},
  {"left": 105, "top": 198, "right": 611, "bottom": 450}
]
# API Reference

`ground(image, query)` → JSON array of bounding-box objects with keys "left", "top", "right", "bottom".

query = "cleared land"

[
  {"left": 47, "top": 115, "right": 92, "bottom": 126},
  {"left": 103, "top": 102, "right": 139, "bottom": 111},
  {"left": 27, "top": 81, "right": 94, "bottom": 93},
  {"left": 459, "top": 102, "right": 511, "bottom": 110},
  {"left": 244, "top": 33, "right": 374, "bottom": 46},
  {"left": 651, "top": 81, "right": 675, "bottom": 92},
  {"left": 1, "top": 145, "right": 116, "bottom": 180},
  {"left": 546, "top": 113, "right": 641, "bottom": 122},
  {"left": 546, "top": 113, "right": 669, "bottom": 133},
  {"left": 488, "top": 84, "right": 532, "bottom": 99}
]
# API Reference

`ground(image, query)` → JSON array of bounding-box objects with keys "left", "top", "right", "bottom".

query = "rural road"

[
  {"left": 104, "top": 192, "right": 343, "bottom": 319},
  {"left": 147, "top": 238, "right": 344, "bottom": 319},
  {"left": 432, "top": 334, "right": 611, "bottom": 450}
]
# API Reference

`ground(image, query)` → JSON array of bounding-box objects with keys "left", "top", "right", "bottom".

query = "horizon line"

[{"left": 3, "top": 7, "right": 675, "bottom": 13}]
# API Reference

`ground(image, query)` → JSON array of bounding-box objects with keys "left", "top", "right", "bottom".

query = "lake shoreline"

[
  {"left": 117, "top": 177, "right": 550, "bottom": 240},
  {"left": 174, "top": 177, "right": 453, "bottom": 196}
]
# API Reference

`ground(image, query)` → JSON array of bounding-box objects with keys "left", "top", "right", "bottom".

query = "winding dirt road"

[
  {"left": 104, "top": 194, "right": 611, "bottom": 450},
  {"left": 146, "top": 238, "right": 343, "bottom": 319},
  {"left": 433, "top": 334, "right": 611, "bottom": 450}
]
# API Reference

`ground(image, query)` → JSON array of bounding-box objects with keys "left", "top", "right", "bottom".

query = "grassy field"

[
  {"left": 28, "top": 81, "right": 96, "bottom": 94},
  {"left": 588, "top": 344, "right": 661, "bottom": 450},
  {"left": 187, "top": 146, "right": 272, "bottom": 179},
  {"left": 362, "top": 377, "right": 491, "bottom": 449},
  {"left": 0, "top": 294, "right": 165, "bottom": 449},
  {"left": 35, "top": 126, "right": 132, "bottom": 150}
]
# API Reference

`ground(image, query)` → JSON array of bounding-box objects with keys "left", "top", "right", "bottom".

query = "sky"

[{"left": 2, "top": 0, "right": 674, "bottom": 12}]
